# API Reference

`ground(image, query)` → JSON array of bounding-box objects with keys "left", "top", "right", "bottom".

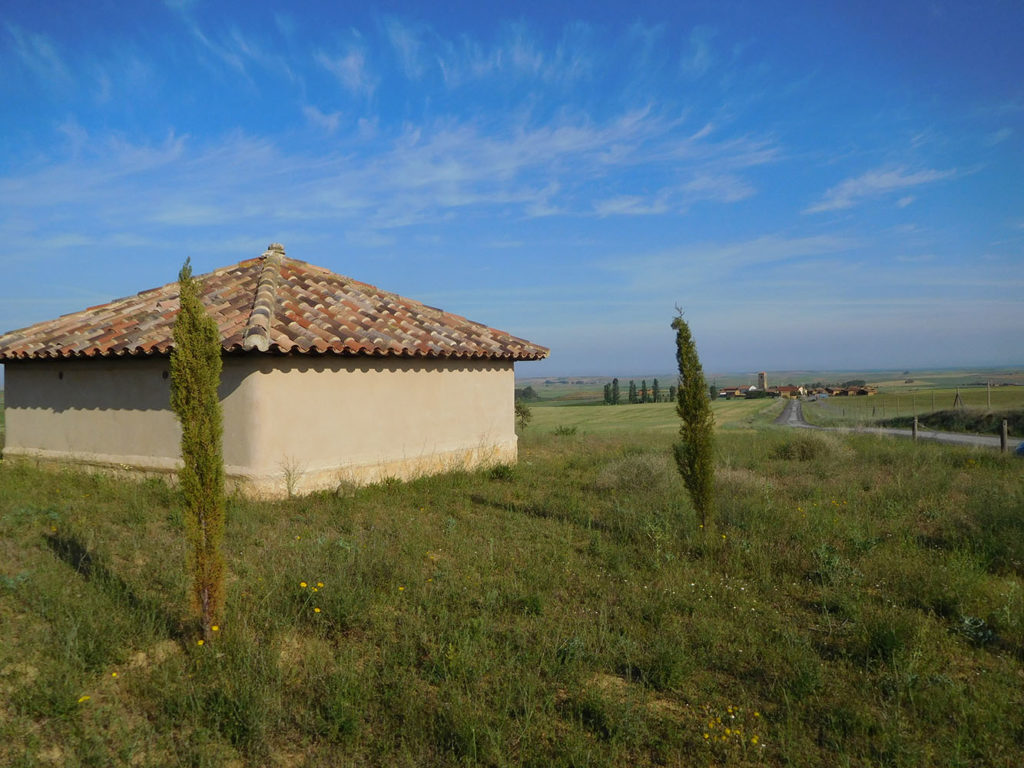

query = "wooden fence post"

[
  {"left": 913, "top": 416, "right": 918, "bottom": 442},
  {"left": 1001, "top": 419, "right": 1009, "bottom": 453}
]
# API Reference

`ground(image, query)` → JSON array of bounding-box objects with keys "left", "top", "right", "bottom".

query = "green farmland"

[
  {"left": 2, "top": 388, "right": 1023, "bottom": 766},
  {"left": 529, "top": 398, "right": 781, "bottom": 436},
  {"left": 803, "top": 386, "right": 1024, "bottom": 436}
]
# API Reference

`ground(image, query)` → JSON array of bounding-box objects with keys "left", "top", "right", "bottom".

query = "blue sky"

[{"left": 2, "top": 0, "right": 1021, "bottom": 377}]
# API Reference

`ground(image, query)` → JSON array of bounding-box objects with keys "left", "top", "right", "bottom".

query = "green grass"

[
  {"left": 875, "top": 409, "right": 1024, "bottom": 436},
  {"left": 804, "top": 388, "right": 1024, "bottom": 436},
  {"left": 529, "top": 398, "right": 782, "bottom": 436},
  {"left": 1, "top": 419, "right": 1022, "bottom": 766}
]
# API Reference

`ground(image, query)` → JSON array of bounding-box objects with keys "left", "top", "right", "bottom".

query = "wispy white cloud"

[
  {"left": 681, "top": 26, "right": 716, "bottom": 77},
  {"left": 637, "top": 234, "right": 857, "bottom": 272},
  {"left": 593, "top": 195, "right": 670, "bottom": 216},
  {"left": 302, "top": 105, "right": 342, "bottom": 133},
  {"left": 681, "top": 173, "right": 754, "bottom": 203},
  {"left": 162, "top": 7, "right": 293, "bottom": 83},
  {"left": 593, "top": 173, "right": 753, "bottom": 216},
  {"left": 274, "top": 12, "right": 297, "bottom": 39},
  {"left": 986, "top": 127, "right": 1012, "bottom": 146},
  {"left": 805, "top": 166, "right": 955, "bottom": 213},
  {"left": 183, "top": 19, "right": 249, "bottom": 74},
  {"left": 896, "top": 195, "right": 915, "bottom": 208},
  {"left": 626, "top": 22, "right": 666, "bottom": 54},
  {"left": 5, "top": 23, "right": 70, "bottom": 83},
  {"left": 598, "top": 234, "right": 860, "bottom": 302},
  {"left": 0, "top": 99, "right": 778, "bottom": 260},
  {"left": 383, "top": 17, "right": 426, "bottom": 79},
  {"left": 434, "top": 21, "right": 593, "bottom": 87},
  {"left": 315, "top": 44, "right": 376, "bottom": 95}
]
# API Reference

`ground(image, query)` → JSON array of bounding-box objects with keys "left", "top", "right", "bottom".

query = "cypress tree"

[
  {"left": 170, "top": 259, "right": 226, "bottom": 640},
  {"left": 652, "top": 378, "right": 661, "bottom": 403},
  {"left": 671, "top": 311, "right": 715, "bottom": 528},
  {"left": 603, "top": 383, "right": 612, "bottom": 404},
  {"left": 628, "top": 380, "right": 637, "bottom": 404},
  {"left": 641, "top": 379, "right": 648, "bottom": 404},
  {"left": 612, "top": 378, "right": 620, "bottom": 405}
]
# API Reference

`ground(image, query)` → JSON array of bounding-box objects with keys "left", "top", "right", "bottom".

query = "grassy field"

[
  {"left": 2, "top": 405, "right": 1023, "bottom": 766},
  {"left": 803, "top": 387, "right": 1024, "bottom": 436},
  {"left": 527, "top": 398, "right": 781, "bottom": 436}
]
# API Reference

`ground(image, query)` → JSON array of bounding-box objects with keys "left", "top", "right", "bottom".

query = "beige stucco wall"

[
  {"left": 1, "top": 357, "right": 260, "bottom": 478},
  {"left": 1, "top": 355, "right": 517, "bottom": 496},
  {"left": 238, "top": 356, "right": 516, "bottom": 495}
]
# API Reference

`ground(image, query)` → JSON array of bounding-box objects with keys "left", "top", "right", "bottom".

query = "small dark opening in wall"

[
  {"left": 162, "top": 370, "right": 169, "bottom": 380},
  {"left": 58, "top": 371, "right": 64, "bottom": 380}
]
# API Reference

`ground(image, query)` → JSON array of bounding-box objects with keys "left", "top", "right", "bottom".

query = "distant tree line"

[{"left": 602, "top": 377, "right": 676, "bottom": 405}]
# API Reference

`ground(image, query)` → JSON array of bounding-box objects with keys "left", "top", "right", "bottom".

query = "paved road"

[{"left": 775, "top": 399, "right": 1009, "bottom": 451}]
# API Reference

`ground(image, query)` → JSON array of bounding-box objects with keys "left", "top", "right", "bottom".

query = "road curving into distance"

[{"left": 775, "top": 398, "right": 1008, "bottom": 451}]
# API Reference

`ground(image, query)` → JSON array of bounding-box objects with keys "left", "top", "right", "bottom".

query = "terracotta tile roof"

[{"left": 0, "top": 244, "right": 549, "bottom": 362}]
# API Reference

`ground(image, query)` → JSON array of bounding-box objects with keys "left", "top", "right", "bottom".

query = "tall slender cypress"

[
  {"left": 170, "top": 259, "right": 226, "bottom": 640},
  {"left": 612, "top": 378, "right": 620, "bottom": 405},
  {"left": 672, "top": 311, "right": 715, "bottom": 528}
]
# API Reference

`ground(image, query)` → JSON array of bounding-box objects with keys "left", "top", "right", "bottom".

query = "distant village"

[
  {"left": 717, "top": 372, "right": 879, "bottom": 400},
  {"left": 516, "top": 372, "right": 880, "bottom": 405}
]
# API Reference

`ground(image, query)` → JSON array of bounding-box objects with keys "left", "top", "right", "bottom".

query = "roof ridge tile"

[{"left": 241, "top": 243, "right": 285, "bottom": 352}]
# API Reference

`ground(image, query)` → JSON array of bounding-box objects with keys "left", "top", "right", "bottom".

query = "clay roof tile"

[{"left": 0, "top": 244, "right": 548, "bottom": 363}]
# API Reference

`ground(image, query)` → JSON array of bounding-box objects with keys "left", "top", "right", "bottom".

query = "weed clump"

[
  {"left": 772, "top": 432, "right": 841, "bottom": 461},
  {"left": 487, "top": 463, "right": 516, "bottom": 482},
  {"left": 594, "top": 453, "right": 673, "bottom": 497}
]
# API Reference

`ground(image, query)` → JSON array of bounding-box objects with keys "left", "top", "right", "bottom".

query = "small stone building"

[{"left": 0, "top": 244, "right": 548, "bottom": 495}]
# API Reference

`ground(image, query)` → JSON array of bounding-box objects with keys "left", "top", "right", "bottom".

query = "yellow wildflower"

[
  {"left": 211, "top": 625, "right": 219, "bottom": 632},
  {"left": 314, "top": 607, "right": 321, "bottom": 613},
  {"left": 197, "top": 639, "right": 204, "bottom": 646},
  {"left": 300, "top": 582, "right": 307, "bottom": 588},
  {"left": 77, "top": 695, "right": 90, "bottom": 703}
]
